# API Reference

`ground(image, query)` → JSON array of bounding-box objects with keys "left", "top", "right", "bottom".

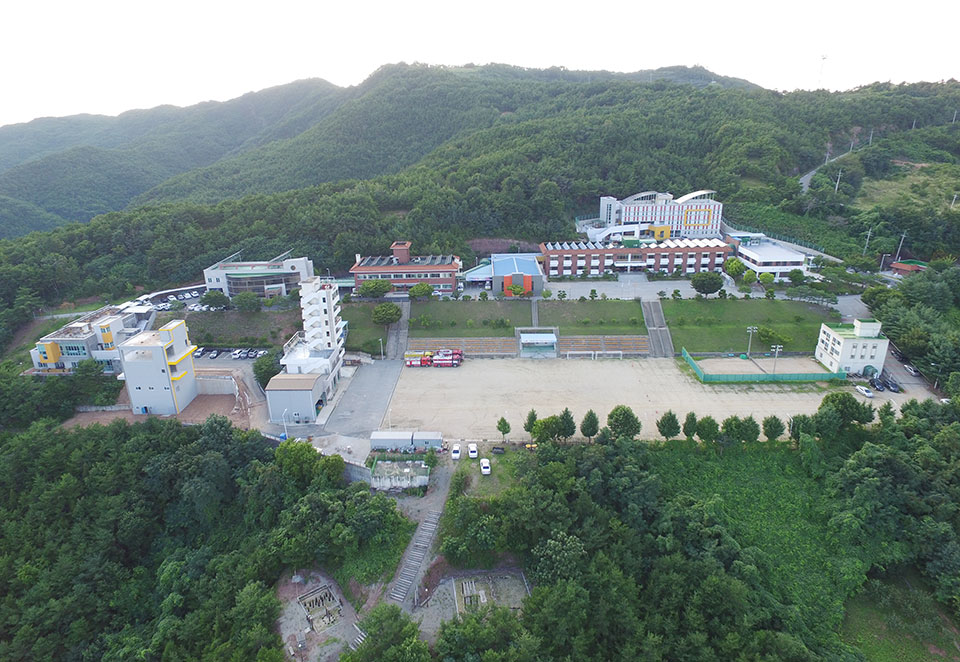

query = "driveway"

[
  {"left": 322, "top": 360, "right": 403, "bottom": 437},
  {"left": 549, "top": 274, "right": 699, "bottom": 301},
  {"left": 836, "top": 294, "right": 870, "bottom": 322}
]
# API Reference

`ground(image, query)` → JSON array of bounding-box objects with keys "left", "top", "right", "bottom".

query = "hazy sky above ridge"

[{"left": 2, "top": 0, "right": 956, "bottom": 127}]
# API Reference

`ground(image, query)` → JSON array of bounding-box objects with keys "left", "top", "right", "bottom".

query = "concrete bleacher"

[
  {"left": 407, "top": 337, "right": 518, "bottom": 357},
  {"left": 557, "top": 335, "right": 650, "bottom": 356}
]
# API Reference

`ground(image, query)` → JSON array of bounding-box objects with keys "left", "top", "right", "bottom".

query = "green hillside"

[{"left": 0, "top": 195, "right": 68, "bottom": 239}]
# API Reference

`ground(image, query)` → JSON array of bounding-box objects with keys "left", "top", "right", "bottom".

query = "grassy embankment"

[
  {"left": 409, "top": 300, "right": 532, "bottom": 337},
  {"left": 662, "top": 298, "right": 833, "bottom": 353},
  {"left": 538, "top": 300, "right": 648, "bottom": 335}
]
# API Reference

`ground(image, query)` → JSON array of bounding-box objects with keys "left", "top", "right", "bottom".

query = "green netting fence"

[{"left": 681, "top": 347, "right": 846, "bottom": 383}]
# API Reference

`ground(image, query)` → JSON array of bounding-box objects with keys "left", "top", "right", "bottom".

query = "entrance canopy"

[{"left": 519, "top": 333, "right": 557, "bottom": 346}]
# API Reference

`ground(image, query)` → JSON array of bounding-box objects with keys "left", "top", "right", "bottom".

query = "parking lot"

[{"left": 386, "top": 357, "right": 933, "bottom": 441}]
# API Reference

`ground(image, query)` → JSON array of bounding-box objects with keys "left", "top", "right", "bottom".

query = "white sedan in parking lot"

[
  {"left": 451, "top": 444, "right": 461, "bottom": 460},
  {"left": 468, "top": 443, "right": 478, "bottom": 459},
  {"left": 480, "top": 458, "right": 491, "bottom": 475}
]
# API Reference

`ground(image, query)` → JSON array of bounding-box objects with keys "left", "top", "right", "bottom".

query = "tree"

[
  {"left": 657, "top": 290, "right": 667, "bottom": 298},
  {"left": 200, "top": 290, "right": 230, "bottom": 308},
  {"left": 758, "top": 272, "right": 775, "bottom": 287},
  {"left": 764, "top": 287, "right": 776, "bottom": 299},
  {"left": 357, "top": 279, "right": 393, "bottom": 298},
  {"left": 253, "top": 350, "right": 281, "bottom": 388},
  {"left": 507, "top": 284, "right": 526, "bottom": 297},
  {"left": 721, "top": 415, "right": 742, "bottom": 441},
  {"left": 558, "top": 408, "right": 576, "bottom": 440},
  {"left": 424, "top": 448, "right": 438, "bottom": 469},
  {"left": 232, "top": 291, "right": 261, "bottom": 312},
  {"left": 557, "top": 290, "right": 567, "bottom": 301},
  {"left": 683, "top": 412, "right": 698, "bottom": 439},
  {"left": 169, "top": 300, "right": 185, "bottom": 311},
  {"left": 523, "top": 409, "right": 538, "bottom": 437},
  {"left": 696, "top": 416, "right": 720, "bottom": 443},
  {"left": 607, "top": 405, "right": 640, "bottom": 440},
  {"left": 372, "top": 302, "right": 402, "bottom": 330},
  {"left": 407, "top": 282, "right": 433, "bottom": 299},
  {"left": 762, "top": 415, "right": 785, "bottom": 441},
  {"left": 788, "top": 269, "right": 806, "bottom": 286},
  {"left": 342, "top": 604, "right": 430, "bottom": 662},
  {"left": 478, "top": 290, "right": 489, "bottom": 301},
  {"left": 530, "top": 531, "right": 586, "bottom": 585},
  {"left": 740, "top": 415, "right": 760, "bottom": 443},
  {"left": 589, "top": 289, "right": 598, "bottom": 301},
  {"left": 532, "top": 416, "right": 563, "bottom": 443},
  {"left": 656, "top": 410, "right": 681, "bottom": 440},
  {"left": 743, "top": 270, "right": 758, "bottom": 285},
  {"left": 724, "top": 257, "right": 746, "bottom": 280},
  {"left": 542, "top": 289, "right": 552, "bottom": 299},
  {"left": 672, "top": 289, "right": 682, "bottom": 300},
  {"left": 580, "top": 409, "right": 599, "bottom": 441},
  {"left": 274, "top": 439, "right": 320, "bottom": 488},
  {"left": 690, "top": 272, "right": 723, "bottom": 297},
  {"left": 496, "top": 416, "right": 511, "bottom": 441}
]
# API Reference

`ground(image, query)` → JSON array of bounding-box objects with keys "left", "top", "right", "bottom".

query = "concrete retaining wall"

[
  {"left": 343, "top": 460, "right": 372, "bottom": 484},
  {"left": 197, "top": 375, "right": 237, "bottom": 396},
  {"left": 370, "top": 473, "right": 429, "bottom": 490},
  {"left": 75, "top": 404, "right": 129, "bottom": 412}
]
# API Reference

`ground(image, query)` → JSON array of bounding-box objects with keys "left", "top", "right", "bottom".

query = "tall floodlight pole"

[
  {"left": 880, "top": 253, "right": 891, "bottom": 271},
  {"left": 378, "top": 337, "right": 384, "bottom": 360},
  {"left": 894, "top": 232, "right": 907, "bottom": 263},
  {"left": 771, "top": 345, "right": 784, "bottom": 374},
  {"left": 746, "top": 326, "right": 758, "bottom": 358}
]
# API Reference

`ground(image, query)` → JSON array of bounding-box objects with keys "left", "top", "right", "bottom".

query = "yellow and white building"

[
  {"left": 586, "top": 190, "right": 723, "bottom": 242},
  {"left": 118, "top": 320, "right": 198, "bottom": 415}
]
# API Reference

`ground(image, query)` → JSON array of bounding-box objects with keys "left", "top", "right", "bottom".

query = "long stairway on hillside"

[
  {"left": 389, "top": 510, "right": 442, "bottom": 604},
  {"left": 641, "top": 300, "right": 675, "bottom": 358}
]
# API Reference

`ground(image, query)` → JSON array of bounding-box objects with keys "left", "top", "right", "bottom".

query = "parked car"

[
  {"left": 491, "top": 446, "right": 506, "bottom": 455},
  {"left": 167, "top": 294, "right": 176, "bottom": 301},
  {"left": 468, "top": 443, "right": 478, "bottom": 459},
  {"left": 451, "top": 444, "right": 461, "bottom": 460},
  {"left": 191, "top": 290, "right": 200, "bottom": 298},
  {"left": 884, "top": 379, "right": 901, "bottom": 392},
  {"left": 941, "top": 398, "right": 952, "bottom": 405},
  {"left": 869, "top": 378, "right": 885, "bottom": 392},
  {"left": 257, "top": 350, "right": 268, "bottom": 358},
  {"left": 480, "top": 458, "right": 491, "bottom": 475},
  {"left": 904, "top": 364, "right": 920, "bottom": 376},
  {"left": 193, "top": 347, "right": 205, "bottom": 358},
  {"left": 855, "top": 385, "right": 874, "bottom": 398},
  {"left": 208, "top": 350, "right": 220, "bottom": 359},
  {"left": 892, "top": 349, "right": 905, "bottom": 361},
  {"left": 232, "top": 349, "right": 242, "bottom": 359}
]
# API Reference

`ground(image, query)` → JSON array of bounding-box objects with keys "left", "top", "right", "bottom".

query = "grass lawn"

[
  {"left": 857, "top": 163, "right": 960, "bottom": 210},
  {"left": 650, "top": 441, "right": 863, "bottom": 638},
  {"left": 409, "top": 300, "right": 532, "bottom": 337},
  {"left": 459, "top": 448, "right": 529, "bottom": 499},
  {"left": 661, "top": 298, "right": 833, "bottom": 353},
  {"left": 539, "top": 300, "right": 647, "bottom": 335},
  {"left": 340, "top": 302, "right": 388, "bottom": 354},
  {"left": 842, "top": 569, "right": 960, "bottom": 661},
  {"left": 157, "top": 309, "right": 301, "bottom": 348}
]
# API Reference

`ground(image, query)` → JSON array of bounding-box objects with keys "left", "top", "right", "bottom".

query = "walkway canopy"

[{"left": 519, "top": 333, "right": 557, "bottom": 346}]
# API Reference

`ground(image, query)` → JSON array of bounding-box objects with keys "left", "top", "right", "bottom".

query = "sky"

[{"left": 2, "top": 0, "right": 957, "bottom": 128}]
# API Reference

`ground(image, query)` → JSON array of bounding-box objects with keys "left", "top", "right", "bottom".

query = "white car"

[
  {"left": 904, "top": 364, "right": 920, "bottom": 376},
  {"left": 480, "top": 458, "right": 491, "bottom": 475},
  {"left": 855, "top": 385, "right": 874, "bottom": 398},
  {"left": 451, "top": 444, "right": 461, "bottom": 460},
  {"left": 167, "top": 294, "right": 176, "bottom": 302},
  {"left": 191, "top": 290, "right": 200, "bottom": 298},
  {"left": 468, "top": 443, "right": 478, "bottom": 459}
]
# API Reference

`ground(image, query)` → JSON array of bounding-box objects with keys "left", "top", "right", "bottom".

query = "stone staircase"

[
  {"left": 557, "top": 335, "right": 650, "bottom": 356},
  {"left": 349, "top": 623, "right": 367, "bottom": 651},
  {"left": 389, "top": 510, "right": 442, "bottom": 603},
  {"left": 407, "top": 338, "right": 517, "bottom": 357}
]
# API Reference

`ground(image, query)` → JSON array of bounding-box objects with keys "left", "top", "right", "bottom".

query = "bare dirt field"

[
  {"left": 387, "top": 358, "right": 908, "bottom": 440},
  {"left": 415, "top": 571, "right": 529, "bottom": 644},
  {"left": 63, "top": 394, "right": 249, "bottom": 429},
  {"left": 696, "top": 355, "right": 828, "bottom": 375},
  {"left": 275, "top": 569, "right": 357, "bottom": 662}
]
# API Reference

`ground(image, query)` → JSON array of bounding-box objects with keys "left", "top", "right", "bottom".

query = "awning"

[{"left": 519, "top": 333, "right": 557, "bottom": 346}]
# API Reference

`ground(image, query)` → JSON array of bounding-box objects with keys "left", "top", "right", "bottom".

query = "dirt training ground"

[{"left": 387, "top": 358, "right": 909, "bottom": 441}]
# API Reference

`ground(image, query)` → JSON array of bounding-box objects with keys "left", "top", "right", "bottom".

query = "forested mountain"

[{"left": 0, "top": 78, "right": 344, "bottom": 234}]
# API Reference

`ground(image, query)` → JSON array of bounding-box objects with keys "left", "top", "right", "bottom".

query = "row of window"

[{"left": 357, "top": 272, "right": 451, "bottom": 280}]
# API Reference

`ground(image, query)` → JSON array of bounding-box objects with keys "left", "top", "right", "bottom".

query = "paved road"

[
  {"left": 386, "top": 301, "right": 410, "bottom": 359},
  {"left": 322, "top": 360, "right": 403, "bottom": 437},
  {"left": 552, "top": 274, "right": 699, "bottom": 301},
  {"left": 835, "top": 294, "right": 870, "bottom": 322}
]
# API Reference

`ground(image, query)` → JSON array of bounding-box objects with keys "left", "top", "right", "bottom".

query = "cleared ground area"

[
  {"left": 696, "top": 356, "right": 829, "bottom": 375},
  {"left": 388, "top": 358, "right": 847, "bottom": 440}
]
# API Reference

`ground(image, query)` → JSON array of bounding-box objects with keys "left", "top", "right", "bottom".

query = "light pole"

[
  {"left": 326, "top": 267, "right": 331, "bottom": 278},
  {"left": 281, "top": 408, "right": 289, "bottom": 440},
  {"left": 378, "top": 337, "right": 384, "bottom": 360},
  {"left": 746, "top": 326, "right": 758, "bottom": 358},
  {"left": 880, "top": 253, "right": 891, "bottom": 271},
  {"left": 771, "top": 345, "right": 783, "bottom": 374}
]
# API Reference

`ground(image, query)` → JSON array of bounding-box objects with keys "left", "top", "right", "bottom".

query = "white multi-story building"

[
  {"left": 118, "top": 320, "right": 198, "bottom": 415},
  {"left": 30, "top": 302, "right": 155, "bottom": 374},
  {"left": 203, "top": 249, "right": 314, "bottom": 298},
  {"left": 815, "top": 319, "right": 889, "bottom": 376},
  {"left": 266, "top": 276, "right": 346, "bottom": 425},
  {"left": 584, "top": 190, "right": 723, "bottom": 242},
  {"left": 732, "top": 233, "right": 807, "bottom": 282}
]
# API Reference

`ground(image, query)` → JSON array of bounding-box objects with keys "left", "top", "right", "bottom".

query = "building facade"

[
  {"left": 30, "top": 303, "right": 155, "bottom": 374},
  {"left": 729, "top": 233, "right": 807, "bottom": 282},
  {"left": 815, "top": 319, "right": 889, "bottom": 375},
  {"left": 266, "top": 276, "right": 346, "bottom": 425},
  {"left": 540, "top": 238, "right": 731, "bottom": 277},
  {"left": 204, "top": 250, "right": 314, "bottom": 298},
  {"left": 350, "top": 241, "right": 462, "bottom": 293},
  {"left": 583, "top": 190, "right": 723, "bottom": 242},
  {"left": 118, "top": 320, "right": 198, "bottom": 415}
]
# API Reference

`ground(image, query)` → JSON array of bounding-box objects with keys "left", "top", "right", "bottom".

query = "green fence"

[{"left": 681, "top": 348, "right": 846, "bottom": 383}]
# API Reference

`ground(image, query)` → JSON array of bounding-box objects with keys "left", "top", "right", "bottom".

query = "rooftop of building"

[
  {"left": 615, "top": 189, "right": 718, "bottom": 205},
  {"left": 890, "top": 261, "right": 925, "bottom": 272},
  {"left": 352, "top": 254, "right": 460, "bottom": 269},
  {"left": 41, "top": 305, "right": 129, "bottom": 340},
  {"left": 542, "top": 237, "right": 728, "bottom": 251},
  {"left": 737, "top": 239, "right": 805, "bottom": 262},
  {"left": 491, "top": 253, "right": 543, "bottom": 277},
  {"left": 825, "top": 320, "right": 886, "bottom": 339},
  {"left": 265, "top": 373, "right": 324, "bottom": 391},
  {"left": 206, "top": 249, "right": 307, "bottom": 271},
  {"left": 120, "top": 330, "right": 164, "bottom": 347}
]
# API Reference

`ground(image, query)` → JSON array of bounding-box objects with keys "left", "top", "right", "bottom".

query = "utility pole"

[
  {"left": 953, "top": 110, "right": 957, "bottom": 124},
  {"left": 880, "top": 253, "right": 891, "bottom": 271},
  {"left": 894, "top": 232, "right": 907, "bottom": 263},
  {"left": 771, "top": 345, "right": 784, "bottom": 374},
  {"left": 952, "top": 193, "right": 957, "bottom": 209},
  {"left": 862, "top": 227, "right": 873, "bottom": 256},
  {"left": 834, "top": 168, "right": 843, "bottom": 193},
  {"left": 911, "top": 118, "right": 917, "bottom": 130},
  {"left": 849, "top": 139, "right": 855, "bottom": 153},
  {"left": 824, "top": 148, "right": 830, "bottom": 165},
  {"left": 746, "top": 326, "right": 758, "bottom": 358},
  {"left": 868, "top": 128, "right": 873, "bottom": 145}
]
